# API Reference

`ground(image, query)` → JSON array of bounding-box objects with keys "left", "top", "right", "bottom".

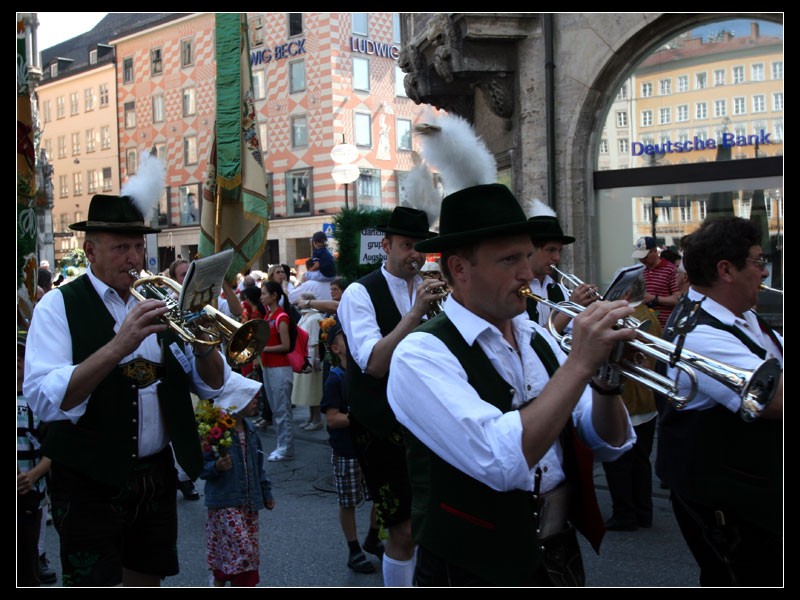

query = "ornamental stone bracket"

[{"left": 399, "top": 13, "right": 537, "bottom": 121}]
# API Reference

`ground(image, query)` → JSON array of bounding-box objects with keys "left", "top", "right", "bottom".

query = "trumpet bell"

[{"left": 202, "top": 305, "right": 271, "bottom": 368}]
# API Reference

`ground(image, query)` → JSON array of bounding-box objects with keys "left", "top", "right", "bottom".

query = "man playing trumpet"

[{"left": 23, "top": 152, "right": 231, "bottom": 586}]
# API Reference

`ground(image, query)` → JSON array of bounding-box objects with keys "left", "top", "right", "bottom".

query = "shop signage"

[
  {"left": 359, "top": 228, "right": 387, "bottom": 264},
  {"left": 251, "top": 39, "right": 306, "bottom": 65},
  {"left": 632, "top": 130, "right": 772, "bottom": 157},
  {"left": 349, "top": 36, "right": 400, "bottom": 60}
]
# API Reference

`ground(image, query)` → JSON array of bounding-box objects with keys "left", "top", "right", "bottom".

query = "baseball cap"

[{"left": 631, "top": 236, "right": 656, "bottom": 259}]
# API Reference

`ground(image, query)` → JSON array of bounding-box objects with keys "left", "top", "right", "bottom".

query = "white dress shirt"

[
  {"left": 529, "top": 274, "right": 572, "bottom": 330},
  {"left": 667, "top": 287, "right": 783, "bottom": 413},
  {"left": 288, "top": 279, "right": 332, "bottom": 305},
  {"left": 337, "top": 263, "right": 423, "bottom": 373},
  {"left": 23, "top": 265, "right": 229, "bottom": 457},
  {"left": 387, "top": 296, "right": 634, "bottom": 495}
]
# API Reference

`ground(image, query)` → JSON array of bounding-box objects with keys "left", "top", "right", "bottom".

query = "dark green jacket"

[{"left": 43, "top": 274, "right": 202, "bottom": 487}]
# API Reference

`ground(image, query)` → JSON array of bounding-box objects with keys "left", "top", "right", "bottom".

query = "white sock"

[{"left": 382, "top": 554, "right": 414, "bottom": 587}]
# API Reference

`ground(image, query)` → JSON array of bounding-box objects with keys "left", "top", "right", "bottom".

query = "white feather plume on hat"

[
  {"left": 521, "top": 198, "right": 556, "bottom": 219},
  {"left": 400, "top": 152, "right": 442, "bottom": 231},
  {"left": 121, "top": 151, "right": 166, "bottom": 219}
]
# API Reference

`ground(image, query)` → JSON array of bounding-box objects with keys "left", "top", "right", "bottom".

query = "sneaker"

[
  {"left": 362, "top": 537, "right": 385, "bottom": 561},
  {"left": 347, "top": 551, "right": 376, "bottom": 574},
  {"left": 178, "top": 479, "right": 201, "bottom": 501},
  {"left": 303, "top": 421, "right": 323, "bottom": 431},
  {"left": 267, "top": 451, "right": 295, "bottom": 462},
  {"left": 38, "top": 554, "right": 57, "bottom": 585}
]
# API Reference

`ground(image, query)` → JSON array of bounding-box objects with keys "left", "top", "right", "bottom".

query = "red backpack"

[{"left": 286, "top": 322, "right": 310, "bottom": 374}]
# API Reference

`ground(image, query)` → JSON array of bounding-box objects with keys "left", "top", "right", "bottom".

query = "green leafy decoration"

[{"left": 332, "top": 207, "right": 392, "bottom": 283}]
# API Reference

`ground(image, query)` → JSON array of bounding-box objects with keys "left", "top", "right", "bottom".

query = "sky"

[{"left": 36, "top": 12, "right": 108, "bottom": 52}]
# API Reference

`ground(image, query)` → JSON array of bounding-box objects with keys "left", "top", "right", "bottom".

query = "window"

[
  {"left": 182, "top": 87, "right": 196, "bottom": 117},
  {"left": 59, "top": 213, "right": 69, "bottom": 233},
  {"left": 251, "top": 17, "right": 264, "bottom": 46},
  {"left": 101, "top": 126, "right": 111, "bottom": 150},
  {"left": 695, "top": 102, "right": 707, "bottom": 120},
  {"left": 599, "top": 139, "right": 608, "bottom": 154},
  {"left": 126, "top": 149, "right": 138, "bottom": 176},
  {"left": 89, "top": 48, "right": 97, "bottom": 65},
  {"left": 713, "top": 99, "right": 727, "bottom": 118},
  {"left": 393, "top": 13, "right": 401, "bottom": 43},
  {"left": 153, "top": 143, "right": 166, "bottom": 161},
  {"left": 56, "top": 96, "right": 65, "bottom": 119},
  {"left": 616, "top": 82, "right": 628, "bottom": 100},
  {"left": 286, "top": 169, "right": 311, "bottom": 216},
  {"left": 57, "top": 136, "right": 66, "bottom": 159},
  {"left": 87, "top": 169, "right": 98, "bottom": 193},
  {"left": 50, "top": 64, "right": 58, "bottom": 78},
  {"left": 289, "top": 60, "right": 305, "bottom": 93},
  {"left": 152, "top": 95, "right": 165, "bottom": 123},
  {"left": 259, "top": 123, "right": 268, "bottom": 153},
  {"left": 73, "top": 172, "right": 82, "bottom": 195},
  {"left": 733, "top": 96, "right": 746, "bottom": 115},
  {"left": 642, "top": 201, "right": 652, "bottom": 223},
  {"left": 395, "top": 65, "right": 407, "bottom": 97},
  {"left": 396, "top": 118, "right": 412, "bottom": 150},
  {"left": 772, "top": 92, "right": 783, "bottom": 111},
  {"left": 291, "top": 115, "right": 308, "bottom": 148},
  {"left": 59, "top": 175, "right": 68, "bottom": 197},
  {"left": 732, "top": 66, "right": 744, "bottom": 84},
  {"left": 695, "top": 130, "right": 708, "bottom": 143},
  {"left": 151, "top": 48, "right": 163, "bottom": 76},
  {"left": 71, "top": 133, "right": 80, "bottom": 156},
  {"left": 85, "top": 129, "right": 95, "bottom": 153},
  {"left": 697, "top": 200, "right": 707, "bottom": 221},
  {"left": 659, "top": 205, "right": 670, "bottom": 224},
  {"left": 70, "top": 92, "right": 79, "bottom": 115},
  {"left": 618, "top": 139, "right": 629, "bottom": 154},
  {"left": 44, "top": 139, "right": 52, "bottom": 160},
  {"left": 102, "top": 167, "right": 112, "bottom": 191},
  {"left": 752, "top": 95, "right": 766, "bottom": 113},
  {"left": 99, "top": 83, "right": 109, "bottom": 107},
  {"left": 84, "top": 88, "right": 95, "bottom": 111},
  {"left": 43, "top": 100, "right": 51, "bottom": 123},
  {"left": 676, "top": 104, "right": 689, "bottom": 122},
  {"left": 178, "top": 184, "right": 200, "bottom": 225},
  {"left": 641, "top": 110, "right": 652, "bottom": 127},
  {"left": 677, "top": 75, "right": 688, "bottom": 93},
  {"left": 156, "top": 187, "right": 170, "bottom": 227},
  {"left": 659, "top": 107, "right": 671, "bottom": 125},
  {"left": 678, "top": 198, "right": 692, "bottom": 222},
  {"left": 353, "top": 57, "right": 370, "bottom": 92},
  {"left": 658, "top": 79, "right": 671, "bottom": 95},
  {"left": 695, "top": 72, "right": 707, "bottom": 90},
  {"left": 252, "top": 70, "right": 266, "bottom": 100},
  {"left": 738, "top": 198, "right": 752, "bottom": 219},
  {"left": 184, "top": 136, "right": 198, "bottom": 166},
  {"left": 123, "top": 57, "right": 134, "bottom": 83},
  {"left": 288, "top": 13, "right": 303, "bottom": 37},
  {"left": 181, "top": 39, "right": 194, "bottom": 67},
  {"left": 713, "top": 69, "right": 725, "bottom": 86},
  {"left": 352, "top": 13, "right": 368, "bottom": 36},
  {"left": 355, "top": 113, "right": 372, "bottom": 147},
  {"left": 356, "top": 168, "right": 381, "bottom": 208},
  {"left": 124, "top": 101, "right": 136, "bottom": 129},
  {"left": 641, "top": 82, "right": 653, "bottom": 98},
  {"left": 771, "top": 61, "right": 783, "bottom": 80},
  {"left": 616, "top": 111, "right": 627, "bottom": 128},
  {"left": 751, "top": 63, "right": 764, "bottom": 82}
]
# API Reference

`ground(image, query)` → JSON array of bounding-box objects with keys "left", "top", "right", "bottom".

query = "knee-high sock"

[{"left": 382, "top": 553, "right": 414, "bottom": 587}]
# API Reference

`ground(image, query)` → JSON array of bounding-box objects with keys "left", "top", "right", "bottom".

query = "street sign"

[
  {"left": 330, "top": 143, "right": 358, "bottom": 164},
  {"left": 332, "top": 164, "right": 360, "bottom": 184},
  {"left": 322, "top": 223, "right": 335, "bottom": 237}
]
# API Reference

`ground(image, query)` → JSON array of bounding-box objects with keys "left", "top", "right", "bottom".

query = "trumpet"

[
  {"left": 411, "top": 261, "right": 450, "bottom": 317},
  {"left": 760, "top": 283, "right": 783, "bottom": 295},
  {"left": 518, "top": 285, "right": 781, "bottom": 420},
  {"left": 549, "top": 265, "right": 602, "bottom": 299},
  {"left": 129, "top": 270, "right": 270, "bottom": 368}
]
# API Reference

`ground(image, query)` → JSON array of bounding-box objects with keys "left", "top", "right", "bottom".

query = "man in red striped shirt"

[{"left": 632, "top": 237, "right": 680, "bottom": 329}]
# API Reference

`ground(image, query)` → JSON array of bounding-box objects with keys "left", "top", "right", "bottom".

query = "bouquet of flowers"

[
  {"left": 318, "top": 317, "right": 339, "bottom": 367},
  {"left": 195, "top": 399, "right": 236, "bottom": 457}
]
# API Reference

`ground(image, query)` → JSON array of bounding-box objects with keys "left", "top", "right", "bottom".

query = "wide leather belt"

[{"left": 119, "top": 358, "right": 165, "bottom": 388}]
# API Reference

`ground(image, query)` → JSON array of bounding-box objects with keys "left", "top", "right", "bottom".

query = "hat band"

[{"left": 84, "top": 220, "right": 148, "bottom": 229}]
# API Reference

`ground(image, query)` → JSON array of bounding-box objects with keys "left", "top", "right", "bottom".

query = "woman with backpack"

[{"left": 259, "top": 281, "right": 295, "bottom": 462}]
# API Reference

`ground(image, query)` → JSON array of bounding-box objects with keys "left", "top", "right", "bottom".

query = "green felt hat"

[
  {"left": 376, "top": 206, "right": 436, "bottom": 239},
  {"left": 70, "top": 194, "right": 161, "bottom": 234},
  {"left": 528, "top": 216, "right": 575, "bottom": 245},
  {"left": 415, "top": 184, "right": 540, "bottom": 252}
]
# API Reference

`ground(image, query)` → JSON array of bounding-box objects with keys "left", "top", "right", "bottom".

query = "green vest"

[
  {"left": 345, "top": 268, "right": 403, "bottom": 438},
  {"left": 403, "top": 314, "right": 562, "bottom": 586},
  {"left": 657, "top": 309, "right": 782, "bottom": 535},
  {"left": 43, "top": 275, "right": 202, "bottom": 487}
]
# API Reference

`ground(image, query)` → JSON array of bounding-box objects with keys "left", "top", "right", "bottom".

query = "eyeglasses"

[{"left": 746, "top": 258, "right": 769, "bottom": 270}]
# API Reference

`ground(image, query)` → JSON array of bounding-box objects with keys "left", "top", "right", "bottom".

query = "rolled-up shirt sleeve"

[
  {"left": 23, "top": 290, "right": 88, "bottom": 423},
  {"left": 388, "top": 332, "right": 534, "bottom": 492},
  {"left": 338, "top": 282, "right": 383, "bottom": 373}
]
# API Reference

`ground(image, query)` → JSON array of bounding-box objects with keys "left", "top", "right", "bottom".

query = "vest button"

[
  {"left": 132, "top": 436, "right": 137, "bottom": 441},
  {"left": 131, "top": 453, "right": 137, "bottom": 458},
  {"left": 132, "top": 418, "right": 137, "bottom": 424}
]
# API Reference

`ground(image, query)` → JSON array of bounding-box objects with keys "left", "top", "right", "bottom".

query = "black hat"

[
  {"left": 376, "top": 206, "right": 436, "bottom": 239},
  {"left": 415, "top": 184, "right": 541, "bottom": 253},
  {"left": 528, "top": 216, "right": 575, "bottom": 245},
  {"left": 70, "top": 194, "right": 162, "bottom": 234}
]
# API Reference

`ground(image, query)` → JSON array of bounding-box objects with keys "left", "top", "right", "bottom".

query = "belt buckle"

[{"left": 121, "top": 358, "right": 160, "bottom": 388}]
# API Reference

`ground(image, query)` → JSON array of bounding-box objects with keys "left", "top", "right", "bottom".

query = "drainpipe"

[{"left": 544, "top": 13, "right": 556, "bottom": 206}]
